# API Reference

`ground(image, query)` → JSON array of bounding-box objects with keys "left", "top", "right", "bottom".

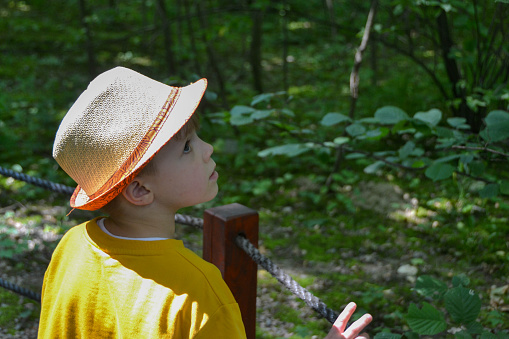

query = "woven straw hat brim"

[{"left": 70, "top": 78, "right": 207, "bottom": 211}]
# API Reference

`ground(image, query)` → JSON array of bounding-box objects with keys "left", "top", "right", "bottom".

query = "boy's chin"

[{"left": 204, "top": 189, "right": 219, "bottom": 204}]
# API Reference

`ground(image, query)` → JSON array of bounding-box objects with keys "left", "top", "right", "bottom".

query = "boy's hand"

[{"left": 324, "top": 302, "right": 372, "bottom": 339}]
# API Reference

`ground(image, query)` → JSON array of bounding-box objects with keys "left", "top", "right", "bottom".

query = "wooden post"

[{"left": 203, "top": 203, "right": 258, "bottom": 339}]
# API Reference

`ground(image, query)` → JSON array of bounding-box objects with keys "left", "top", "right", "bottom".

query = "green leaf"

[
  {"left": 495, "top": 0, "right": 509, "bottom": 4},
  {"left": 251, "top": 93, "right": 273, "bottom": 106},
  {"left": 345, "top": 153, "right": 367, "bottom": 159},
  {"left": 250, "top": 92, "right": 285, "bottom": 106},
  {"left": 399, "top": 141, "right": 415, "bottom": 159},
  {"left": 403, "top": 332, "right": 420, "bottom": 339},
  {"left": 444, "top": 286, "right": 481, "bottom": 324},
  {"left": 447, "top": 117, "right": 470, "bottom": 129},
  {"left": 375, "top": 106, "right": 409, "bottom": 125},
  {"left": 373, "top": 333, "right": 402, "bottom": 339},
  {"left": 405, "top": 302, "right": 447, "bottom": 335},
  {"left": 460, "top": 154, "right": 474, "bottom": 165},
  {"left": 364, "top": 161, "right": 384, "bottom": 174},
  {"left": 321, "top": 112, "right": 351, "bottom": 126},
  {"left": 230, "top": 105, "right": 255, "bottom": 116},
  {"left": 230, "top": 115, "right": 253, "bottom": 125},
  {"left": 425, "top": 163, "right": 455, "bottom": 181},
  {"left": 359, "top": 117, "right": 380, "bottom": 124},
  {"left": 465, "top": 322, "right": 484, "bottom": 334},
  {"left": 230, "top": 105, "right": 256, "bottom": 125},
  {"left": 362, "top": 127, "right": 390, "bottom": 140},
  {"left": 280, "top": 108, "right": 295, "bottom": 117},
  {"left": 0, "top": 249, "right": 15, "bottom": 259},
  {"left": 436, "top": 126, "right": 455, "bottom": 138},
  {"left": 494, "top": 332, "right": 509, "bottom": 339},
  {"left": 251, "top": 110, "right": 272, "bottom": 120},
  {"left": 469, "top": 161, "right": 486, "bottom": 177},
  {"left": 500, "top": 181, "right": 509, "bottom": 195},
  {"left": 435, "top": 154, "right": 461, "bottom": 163},
  {"left": 346, "top": 123, "right": 366, "bottom": 137},
  {"left": 412, "top": 159, "right": 426, "bottom": 168},
  {"left": 333, "top": 137, "right": 350, "bottom": 145},
  {"left": 455, "top": 331, "right": 473, "bottom": 339},
  {"left": 452, "top": 275, "right": 470, "bottom": 287},
  {"left": 415, "top": 275, "right": 448, "bottom": 300},
  {"left": 414, "top": 109, "right": 442, "bottom": 127},
  {"left": 480, "top": 333, "right": 498, "bottom": 339},
  {"left": 481, "top": 110, "right": 509, "bottom": 142},
  {"left": 479, "top": 183, "right": 499, "bottom": 198},
  {"left": 257, "top": 143, "right": 310, "bottom": 158}
]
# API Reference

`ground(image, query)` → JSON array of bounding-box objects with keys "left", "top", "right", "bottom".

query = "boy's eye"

[{"left": 183, "top": 140, "right": 191, "bottom": 154}]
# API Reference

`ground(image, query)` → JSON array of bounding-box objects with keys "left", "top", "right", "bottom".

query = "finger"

[
  {"left": 332, "top": 302, "right": 357, "bottom": 333},
  {"left": 355, "top": 333, "right": 370, "bottom": 339},
  {"left": 342, "top": 313, "right": 373, "bottom": 339}
]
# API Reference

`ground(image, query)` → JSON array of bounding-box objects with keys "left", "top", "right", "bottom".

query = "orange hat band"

[{"left": 70, "top": 87, "right": 181, "bottom": 210}]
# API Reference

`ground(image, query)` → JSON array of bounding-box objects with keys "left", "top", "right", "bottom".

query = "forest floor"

[{"left": 0, "top": 180, "right": 508, "bottom": 338}]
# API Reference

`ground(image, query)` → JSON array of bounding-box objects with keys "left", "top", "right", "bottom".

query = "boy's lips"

[{"left": 209, "top": 166, "right": 218, "bottom": 180}]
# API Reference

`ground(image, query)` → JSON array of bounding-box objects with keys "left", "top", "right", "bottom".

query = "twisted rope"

[
  {"left": 0, "top": 277, "right": 41, "bottom": 303},
  {"left": 1, "top": 167, "right": 339, "bottom": 325},
  {"left": 235, "top": 235, "right": 339, "bottom": 324},
  {"left": 175, "top": 213, "right": 203, "bottom": 229},
  {"left": 0, "top": 166, "right": 74, "bottom": 196},
  {"left": 0, "top": 166, "right": 203, "bottom": 229}
]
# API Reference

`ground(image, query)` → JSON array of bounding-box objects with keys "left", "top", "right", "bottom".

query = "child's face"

[{"left": 147, "top": 131, "right": 218, "bottom": 211}]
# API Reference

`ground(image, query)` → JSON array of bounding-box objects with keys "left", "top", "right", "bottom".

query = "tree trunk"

[
  {"left": 370, "top": 32, "right": 378, "bottom": 87},
  {"left": 183, "top": 0, "right": 202, "bottom": 74},
  {"left": 78, "top": 0, "right": 97, "bottom": 80},
  {"left": 324, "top": 0, "right": 337, "bottom": 40},
  {"left": 282, "top": 1, "right": 289, "bottom": 96},
  {"left": 195, "top": 0, "right": 228, "bottom": 108},
  {"left": 436, "top": 10, "right": 481, "bottom": 132},
  {"left": 250, "top": 10, "right": 264, "bottom": 93},
  {"left": 156, "top": 0, "right": 177, "bottom": 76}
]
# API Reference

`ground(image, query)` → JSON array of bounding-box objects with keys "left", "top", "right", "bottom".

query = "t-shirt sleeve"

[{"left": 193, "top": 303, "right": 246, "bottom": 339}]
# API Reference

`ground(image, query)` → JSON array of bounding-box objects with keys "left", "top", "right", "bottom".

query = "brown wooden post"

[{"left": 203, "top": 203, "right": 258, "bottom": 339}]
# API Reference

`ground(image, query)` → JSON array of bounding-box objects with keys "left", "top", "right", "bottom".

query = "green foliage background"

[{"left": 0, "top": 0, "right": 508, "bottom": 337}]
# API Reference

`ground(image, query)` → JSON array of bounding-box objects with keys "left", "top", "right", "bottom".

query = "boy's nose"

[{"left": 203, "top": 141, "right": 213, "bottom": 161}]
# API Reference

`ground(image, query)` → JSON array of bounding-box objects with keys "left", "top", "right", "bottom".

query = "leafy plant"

[
  {"left": 375, "top": 275, "right": 509, "bottom": 338},
  {"left": 0, "top": 224, "right": 29, "bottom": 260},
  {"left": 230, "top": 96, "right": 509, "bottom": 199}
]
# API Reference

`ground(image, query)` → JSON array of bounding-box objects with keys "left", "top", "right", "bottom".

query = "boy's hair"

[
  {"left": 102, "top": 114, "right": 200, "bottom": 214},
  {"left": 137, "top": 113, "right": 200, "bottom": 177}
]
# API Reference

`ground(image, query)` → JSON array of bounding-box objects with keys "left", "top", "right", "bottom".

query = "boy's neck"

[{"left": 104, "top": 212, "right": 176, "bottom": 239}]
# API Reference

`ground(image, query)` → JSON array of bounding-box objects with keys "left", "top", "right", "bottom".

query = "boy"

[{"left": 39, "top": 67, "right": 372, "bottom": 338}]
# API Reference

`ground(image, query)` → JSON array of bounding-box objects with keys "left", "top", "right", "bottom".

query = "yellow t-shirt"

[{"left": 38, "top": 218, "right": 246, "bottom": 338}]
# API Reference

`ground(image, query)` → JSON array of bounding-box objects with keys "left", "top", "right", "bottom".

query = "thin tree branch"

[
  {"left": 346, "top": 147, "right": 423, "bottom": 171},
  {"left": 326, "top": 0, "right": 378, "bottom": 188},
  {"left": 473, "top": 0, "right": 482, "bottom": 87},
  {"left": 451, "top": 145, "right": 509, "bottom": 158},
  {"left": 345, "top": 147, "right": 496, "bottom": 184},
  {"left": 349, "top": 0, "right": 378, "bottom": 118},
  {"left": 378, "top": 37, "right": 449, "bottom": 100}
]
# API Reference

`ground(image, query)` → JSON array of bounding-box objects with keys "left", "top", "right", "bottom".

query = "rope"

[
  {"left": 0, "top": 167, "right": 339, "bottom": 325},
  {"left": 235, "top": 235, "right": 339, "bottom": 324},
  {"left": 0, "top": 277, "right": 41, "bottom": 303},
  {"left": 0, "top": 166, "right": 75, "bottom": 196},
  {"left": 175, "top": 213, "right": 203, "bottom": 229},
  {"left": 0, "top": 166, "right": 203, "bottom": 229}
]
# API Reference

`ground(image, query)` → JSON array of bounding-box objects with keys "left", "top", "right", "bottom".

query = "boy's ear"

[{"left": 121, "top": 178, "right": 153, "bottom": 206}]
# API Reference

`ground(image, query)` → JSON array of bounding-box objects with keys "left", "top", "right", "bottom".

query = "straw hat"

[{"left": 53, "top": 67, "right": 207, "bottom": 211}]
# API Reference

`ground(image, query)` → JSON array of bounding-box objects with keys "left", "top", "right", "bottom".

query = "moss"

[{"left": 0, "top": 290, "right": 40, "bottom": 331}]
